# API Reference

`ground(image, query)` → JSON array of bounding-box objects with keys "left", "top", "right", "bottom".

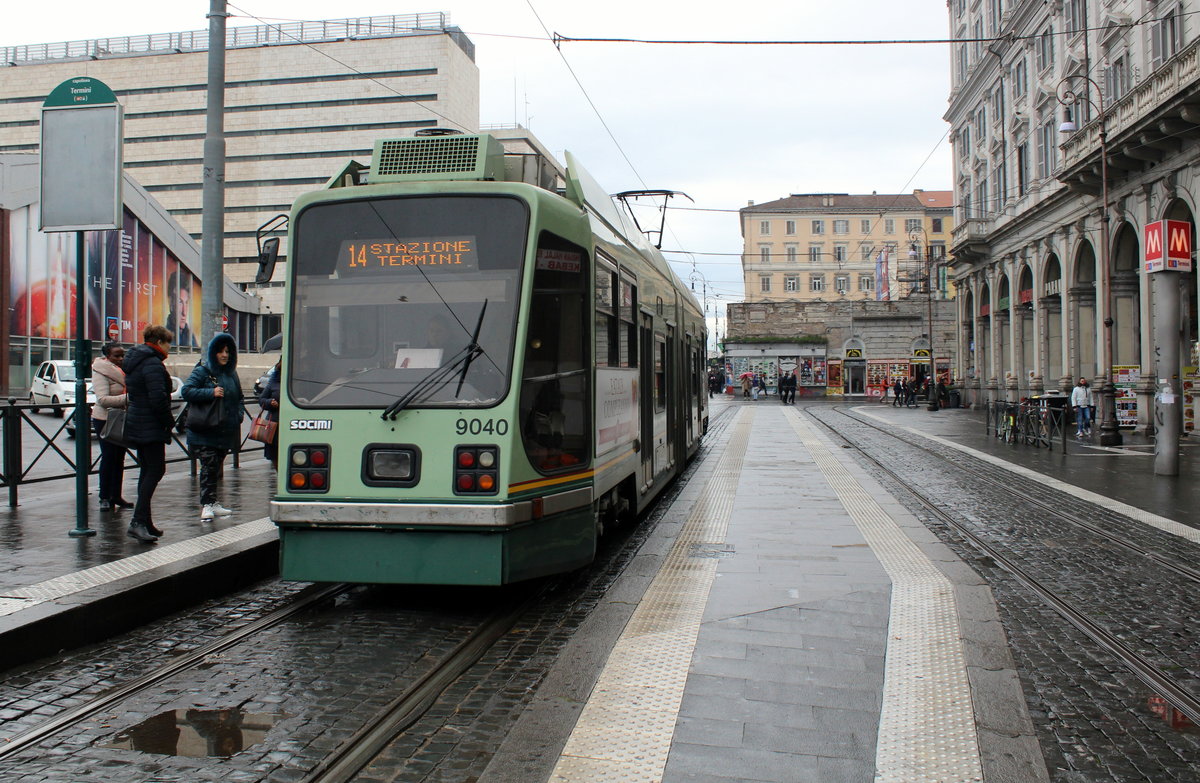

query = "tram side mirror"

[{"left": 256, "top": 237, "right": 280, "bottom": 285}]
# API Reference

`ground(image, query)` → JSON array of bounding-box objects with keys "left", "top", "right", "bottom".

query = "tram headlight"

[{"left": 369, "top": 450, "right": 414, "bottom": 480}]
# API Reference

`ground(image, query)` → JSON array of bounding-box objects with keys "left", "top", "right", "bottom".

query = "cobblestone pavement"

[
  {"left": 0, "top": 408, "right": 737, "bottom": 782},
  {"left": 810, "top": 406, "right": 1200, "bottom": 782}
]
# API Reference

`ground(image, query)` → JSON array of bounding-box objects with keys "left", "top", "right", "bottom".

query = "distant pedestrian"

[
  {"left": 785, "top": 371, "right": 797, "bottom": 404},
  {"left": 741, "top": 374, "right": 752, "bottom": 399},
  {"left": 123, "top": 325, "right": 176, "bottom": 543},
  {"left": 91, "top": 342, "right": 133, "bottom": 512},
  {"left": 757, "top": 374, "right": 768, "bottom": 400},
  {"left": 708, "top": 372, "right": 718, "bottom": 398},
  {"left": 892, "top": 378, "right": 903, "bottom": 407},
  {"left": 1071, "top": 377, "right": 1094, "bottom": 437},
  {"left": 936, "top": 377, "right": 949, "bottom": 408},
  {"left": 182, "top": 332, "right": 245, "bottom": 520},
  {"left": 751, "top": 374, "right": 760, "bottom": 401}
]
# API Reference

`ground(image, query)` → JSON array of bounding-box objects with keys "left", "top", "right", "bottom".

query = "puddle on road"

[
  {"left": 1147, "top": 694, "right": 1199, "bottom": 735},
  {"left": 102, "top": 707, "right": 285, "bottom": 757}
]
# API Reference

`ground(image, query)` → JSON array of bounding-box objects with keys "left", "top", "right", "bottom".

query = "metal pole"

[
  {"left": 927, "top": 248, "right": 939, "bottom": 411},
  {"left": 70, "top": 230, "right": 95, "bottom": 537},
  {"left": 200, "top": 0, "right": 228, "bottom": 349},
  {"left": 1097, "top": 121, "right": 1123, "bottom": 446},
  {"left": 1153, "top": 271, "right": 1181, "bottom": 475}
]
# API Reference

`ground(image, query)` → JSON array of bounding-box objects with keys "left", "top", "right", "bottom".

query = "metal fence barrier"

[
  {"left": 985, "top": 400, "right": 1070, "bottom": 451},
  {"left": 0, "top": 399, "right": 266, "bottom": 507}
]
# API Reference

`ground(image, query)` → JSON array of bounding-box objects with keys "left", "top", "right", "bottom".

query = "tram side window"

[
  {"left": 654, "top": 337, "right": 666, "bottom": 412},
  {"left": 620, "top": 278, "right": 637, "bottom": 368},
  {"left": 595, "top": 263, "right": 618, "bottom": 367},
  {"left": 521, "top": 232, "right": 591, "bottom": 473}
]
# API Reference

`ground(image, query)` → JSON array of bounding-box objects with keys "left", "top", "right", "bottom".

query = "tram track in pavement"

[
  {"left": 809, "top": 406, "right": 1200, "bottom": 729},
  {"left": 0, "top": 582, "right": 350, "bottom": 762}
]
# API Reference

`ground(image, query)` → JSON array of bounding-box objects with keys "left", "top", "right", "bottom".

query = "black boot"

[
  {"left": 146, "top": 521, "right": 163, "bottom": 537},
  {"left": 127, "top": 523, "right": 158, "bottom": 543}
]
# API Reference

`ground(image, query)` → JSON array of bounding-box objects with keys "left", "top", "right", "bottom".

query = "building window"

[
  {"left": 931, "top": 217, "right": 943, "bottom": 233},
  {"left": 931, "top": 243, "right": 946, "bottom": 259},
  {"left": 810, "top": 274, "right": 825, "bottom": 292},
  {"left": 860, "top": 218, "right": 871, "bottom": 233},
  {"left": 1036, "top": 119, "right": 1057, "bottom": 178},
  {"left": 884, "top": 219, "right": 895, "bottom": 234},
  {"left": 861, "top": 245, "right": 874, "bottom": 261},
  {"left": 1153, "top": 5, "right": 1183, "bottom": 69},
  {"left": 1064, "top": 0, "right": 1085, "bottom": 35},
  {"left": 785, "top": 275, "right": 799, "bottom": 292},
  {"left": 834, "top": 244, "right": 847, "bottom": 263},
  {"left": 759, "top": 220, "right": 771, "bottom": 235},
  {"left": 833, "top": 219, "right": 849, "bottom": 234},
  {"left": 785, "top": 220, "right": 796, "bottom": 235},
  {"left": 1107, "top": 54, "right": 1130, "bottom": 101},
  {"left": 809, "top": 244, "right": 822, "bottom": 263},
  {"left": 975, "top": 105, "right": 986, "bottom": 140},
  {"left": 1012, "top": 58, "right": 1027, "bottom": 97},
  {"left": 959, "top": 126, "right": 971, "bottom": 159},
  {"left": 859, "top": 274, "right": 874, "bottom": 292},
  {"left": 786, "top": 245, "right": 797, "bottom": 263},
  {"left": 905, "top": 218, "right": 921, "bottom": 234},
  {"left": 811, "top": 219, "right": 825, "bottom": 234},
  {"left": 760, "top": 275, "right": 771, "bottom": 293},
  {"left": 760, "top": 245, "right": 771, "bottom": 263},
  {"left": 992, "top": 80, "right": 1005, "bottom": 121},
  {"left": 835, "top": 275, "right": 849, "bottom": 293},
  {"left": 1016, "top": 142, "right": 1029, "bottom": 195},
  {"left": 1036, "top": 25, "right": 1054, "bottom": 72}
]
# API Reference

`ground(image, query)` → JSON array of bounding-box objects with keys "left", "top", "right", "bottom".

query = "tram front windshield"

[{"left": 288, "top": 195, "right": 528, "bottom": 409}]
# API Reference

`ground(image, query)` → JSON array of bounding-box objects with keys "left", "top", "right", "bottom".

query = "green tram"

[{"left": 266, "top": 132, "right": 707, "bottom": 585}]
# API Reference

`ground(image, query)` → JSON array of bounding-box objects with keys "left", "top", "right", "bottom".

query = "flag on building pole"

[{"left": 875, "top": 249, "right": 890, "bottom": 301}]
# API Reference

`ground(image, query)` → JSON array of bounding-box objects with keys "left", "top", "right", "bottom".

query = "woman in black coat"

[{"left": 122, "top": 324, "right": 175, "bottom": 543}]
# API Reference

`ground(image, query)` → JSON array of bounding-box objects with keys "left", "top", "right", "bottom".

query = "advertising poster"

[
  {"left": 1112, "top": 365, "right": 1140, "bottom": 427},
  {"left": 826, "top": 359, "right": 843, "bottom": 396},
  {"left": 867, "top": 360, "right": 889, "bottom": 397}
]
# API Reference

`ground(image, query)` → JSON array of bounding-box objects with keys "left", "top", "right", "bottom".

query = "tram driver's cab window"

[{"left": 520, "top": 232, "right": 591, "bottom": 473}]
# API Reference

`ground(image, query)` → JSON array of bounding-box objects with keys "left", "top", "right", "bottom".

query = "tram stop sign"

[{"left": 40, "top": 76, "right": 123, "bottom": 232}]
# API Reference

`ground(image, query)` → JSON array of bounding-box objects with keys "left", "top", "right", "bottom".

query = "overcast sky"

[{"left": 6, "top": 1, "right": 954, "bottom": 338}]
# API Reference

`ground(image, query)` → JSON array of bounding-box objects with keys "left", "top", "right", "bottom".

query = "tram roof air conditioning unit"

[{"left": 369, "top": 133, "right": 506, "bottom": 183}]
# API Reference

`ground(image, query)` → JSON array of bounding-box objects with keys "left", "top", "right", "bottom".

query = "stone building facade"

[
  {"left": 739, "top": 191, "right": 954, "bottom": 303},
  {"left": 946, "top": 0, "right": 1200, "bottom": 433},
  {"left": 725, "top": 298, "right": 957, "bottom": 398}
]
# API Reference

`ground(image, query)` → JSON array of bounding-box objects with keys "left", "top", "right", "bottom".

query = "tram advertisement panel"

[{"left": 596, "top": 368, "right": 637, "bottom": 454}]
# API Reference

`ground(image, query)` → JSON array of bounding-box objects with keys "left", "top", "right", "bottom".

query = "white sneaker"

[
  {"left": 212, "top": 503, "right": 233, "bottom": 516},
  {"left": 200, "top": 504, "right": 215, "bottom": 521}
]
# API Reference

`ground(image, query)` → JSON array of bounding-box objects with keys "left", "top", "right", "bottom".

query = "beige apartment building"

[
  {"left": 0, "top": 13, "right": 479, "bottom": 315},
  {"left": 739, "top": 191, "right": 954, "bottom": 304}
]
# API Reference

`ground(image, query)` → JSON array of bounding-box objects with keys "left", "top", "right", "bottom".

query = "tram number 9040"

[{"left": 456, "top": 418, "right": 509, "bottom": 436}]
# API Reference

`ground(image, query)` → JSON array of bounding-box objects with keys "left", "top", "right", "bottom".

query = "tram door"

[{"left": 639, "top": 312, "right": 655, "bottom": 487}]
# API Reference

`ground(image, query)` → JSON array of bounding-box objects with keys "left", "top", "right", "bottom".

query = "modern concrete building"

[
  {"left": 0, "top": 13, "right": 480, "bottom": 319},
  {"left": 739, "top": 191, "right": 954, "bottom": 303},
  {"left": 946, "top": 0, "right": 1200, "bottom": 433}
]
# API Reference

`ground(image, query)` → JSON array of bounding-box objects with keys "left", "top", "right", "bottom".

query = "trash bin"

[{"left": 948, "top": 390, "right": 961, "bottom": 408}]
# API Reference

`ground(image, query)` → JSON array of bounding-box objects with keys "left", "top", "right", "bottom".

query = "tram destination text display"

[{"left": 339, "top": 236, "right": 478, "bottom": 274}]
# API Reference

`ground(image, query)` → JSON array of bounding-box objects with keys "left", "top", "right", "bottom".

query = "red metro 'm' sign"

[{"left": 1145, "top": 220, "right": 1193, "bottom": 273}]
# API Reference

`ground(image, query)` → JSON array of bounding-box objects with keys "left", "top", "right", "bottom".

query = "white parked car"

[
  {"left": 30, "top": 360, "right": 95, "bottom": 418},
  {"left": 65, "top": 374, "right": 186, "bottom": 439}
]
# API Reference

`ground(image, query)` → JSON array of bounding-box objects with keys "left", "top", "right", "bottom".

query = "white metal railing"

[{"left": 1, "top": 13, "right": 449, "bottom": 65}]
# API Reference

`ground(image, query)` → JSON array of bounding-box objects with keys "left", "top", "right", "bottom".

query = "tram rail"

[{"left": 810, "top": 406, "right": 1200, "bottom": 727}]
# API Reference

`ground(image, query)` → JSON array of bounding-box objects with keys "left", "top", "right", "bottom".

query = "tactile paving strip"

[
  {"left": 785, "top": 410, "right": 984, "bottom": 783},
  {"left": 549, "top": 408, "right": 751, "bottom": 782},
  {"left": 0, "top": 518, "right": 276, "bottom": 617}
]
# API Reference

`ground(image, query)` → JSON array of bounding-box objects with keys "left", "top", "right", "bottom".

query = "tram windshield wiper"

[
  {"left": 380, "top": 344, "right": 481, "bottom": 420},
  {"left": 454, "top": 300, "right": 488, "bottom": 398}
]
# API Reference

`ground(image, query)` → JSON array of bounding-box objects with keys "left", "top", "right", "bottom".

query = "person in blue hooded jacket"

[{"left": 181, "top": 332, "right": 244, "bottom": 520}]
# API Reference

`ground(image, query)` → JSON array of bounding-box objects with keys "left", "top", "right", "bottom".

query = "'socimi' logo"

[{"left": 290, "top": 420, "right": 332, "bottom": 431}]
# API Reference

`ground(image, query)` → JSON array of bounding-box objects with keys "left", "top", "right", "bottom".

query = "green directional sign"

[{"left": 43, "top": 76, "right": 118, "bottom": 108}]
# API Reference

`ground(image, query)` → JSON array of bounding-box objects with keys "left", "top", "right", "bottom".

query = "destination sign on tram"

[{"left": 338, "top": 236, "right": 478, "bottom": 274}]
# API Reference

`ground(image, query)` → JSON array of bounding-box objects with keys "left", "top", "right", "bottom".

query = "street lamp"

[
  {"left": 1058, "top": 75, "right": 1122, "bottom": 446},
  {"left": 908, "top": 229, "right": 940, "bottom": 411}
]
